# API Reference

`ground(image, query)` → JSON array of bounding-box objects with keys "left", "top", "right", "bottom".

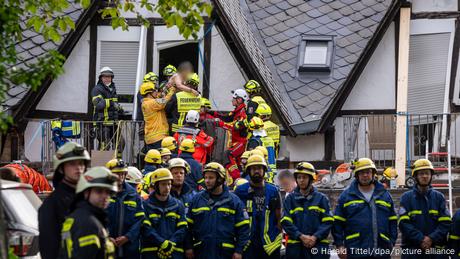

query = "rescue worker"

[
  {"left": 143, "top": 149, "right": 163, "bottom": 176},
  {"left": 241, "top": 149, "right": 264, "bottom": 179},
  {"left": 281, "top": 162, "right": 333, "bottom": 258},
  {"left": 168, "top": 158, "right": 197, "bottom": 207},
  {"left": 141, "top": 168, "right": 188, "bottom": 258},
  {"left": 177, "top": 139, "right": 204, "bottom": 191},
  {"left": 159, "top": 148, "right": 172, "bottom": 166},
  {"left": 141, "top": 80, "right": 175, "bottom": 150},
  {"left": 39, "top": 142, "right": 90, "bottom": 259},
  {"left": 399, "top": 159, "right": 452, "bottom": 258},
  {"left": 59, "top": 167, "right": 118, "bottom": 259},
  {"left": 105, "top": 159, "right": 144, "bottom": 259},
  {"left": 256, "top": 103, "right": 280, "bottom": 155},
  {"left": 91, "top": 67, "right": 123, "bottom": 150},
  {"left": 126, "top": 166, "right": 149, "bottom": 200},
  {"left": 199, "top": 97, "right": 214, "bottom": 122},
  {"left": 174, "top": 110, "right": 214, "bottom": 164},
  {"left": 213, "top": 89, "right": 249, "bottom": 181},
  {"left": 166, "top": 72, "right": 201, "bottom": 133},
  {"left": 244, "top": 80, "right": 266, "bottom": 121},
  {"left": 255, "top": 145, "right": 276, "bottom": 183},
  {"left": 239, "top": 151, "right": 251, "bottom": 172},
  {"left": 162, "top": 136, "right": 178, "bottom": 157},
  {"left": 186, "top": 162, "right": 251, "bottom": 259},
  {"left": 333, "top": 158, "right": 397, "bottom": 259},
  {"left": 160, "top": 64, "right": 177, "bottom": 89},
  {"left": 233, "top": 178, "right": 249, "bottom": 191},
  {"left": 449, "top": 209, "right": 460, "bottom": 258},
  {"left": 246, "top": 116, "right": 276, "bottom": 172},
  {"left": 136, "top": 72, "right": 159, "bottom": 121},
  {"left": 234, "top": 155, "right": 282, "bottom": 258},
  {"left": 277, "top": 170, "right": 297, "bottom": 202}
]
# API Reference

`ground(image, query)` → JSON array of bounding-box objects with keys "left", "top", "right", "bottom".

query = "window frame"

[{"left": 298, "top": 35, "right": 334, "bottom": 72}]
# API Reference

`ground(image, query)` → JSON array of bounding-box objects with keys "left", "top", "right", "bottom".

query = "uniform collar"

[{"left": 76, "top": 200, "right": 108, "bottom": 224}]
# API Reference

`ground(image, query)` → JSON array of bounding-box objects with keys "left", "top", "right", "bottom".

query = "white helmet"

[
  {"left": 100, "top": 67, "right": 114, "bottom": 77},
  {"left": 232, "top": 89, "right": 248, "bottom": 101},
  {"left": 185, "top": 110, "right": 200, "bottom": 124},
  {"left": 126, "top": 166, "right": 144, "bottom": 185}
]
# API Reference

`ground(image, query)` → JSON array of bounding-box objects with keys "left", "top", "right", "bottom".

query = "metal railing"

[{"left": 342, "top": 113, "right": 460, "bottom": 170}]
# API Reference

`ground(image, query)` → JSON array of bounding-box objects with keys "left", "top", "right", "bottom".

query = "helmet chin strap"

[{"left": 207, "top": 175, "right": 224, "bottom": 193}]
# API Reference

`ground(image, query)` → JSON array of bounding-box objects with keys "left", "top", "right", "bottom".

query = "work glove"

[{"left": 158, "top": 240, "right": 175, "bottom": 258}]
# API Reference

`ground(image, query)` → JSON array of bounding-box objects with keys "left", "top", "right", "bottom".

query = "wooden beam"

[
  {"left": 146, "top": 25, "right": 154, "bottom": 73},
  {"left": 395, "top": 6, "right": 411, "bottom": 187},
  {"left": 412, "top": 11, "right": 460, "bottom": 19},
  {"left": 202, "top": 22, "right": 213, "bottom": 98},
  {"left": 88, "top": 22, "right": 98, "bottom": 120}
]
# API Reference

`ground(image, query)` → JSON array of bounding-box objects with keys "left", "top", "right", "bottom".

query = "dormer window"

[{"left": 298, "top": 35, "right": 334, "bottom": 72}]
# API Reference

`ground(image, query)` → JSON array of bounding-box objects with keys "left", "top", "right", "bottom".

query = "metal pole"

[
  {"left": 448, "top": 139, "right": 453, "bottom": 216},
  {"left": 133, "top": 25, "right": 147, "bottom": 121}
]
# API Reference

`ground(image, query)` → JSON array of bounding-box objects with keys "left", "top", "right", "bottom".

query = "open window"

[{"left": 298, "top": 35, "right": 334, "bottom": 72}]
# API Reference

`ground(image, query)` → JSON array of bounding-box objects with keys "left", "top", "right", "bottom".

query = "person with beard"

[
  {"left": 39, "top": 142, "right": 90, "bottom": 259},
  {"left": 168, "top": 158, "right": 197, "bottom": 207},
  {"left": 105, "top": 159, "right": 145, "bottom": 259},
  {"left": 399, "top": 159, "right": 452, "bottom": 259},
  {"left": 186, "top": 162, "right": 250, "bottom": 259},
  {"left": 59, "top": 167, "right": 118, "bottom": 259},
  {"left": 281, "top": 162, "right": 333, "bottom": 258},
  {"left": 233, "top": 155, "right": 282, "bottom": 258},
  {"left": 332, "top": 158, "right": 397, "bottom": 259},
  {"left": 141, "top": 168, "right": 188, "bottom": 259}
]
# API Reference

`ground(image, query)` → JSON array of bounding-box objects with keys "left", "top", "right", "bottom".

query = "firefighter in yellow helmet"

[
  {"left": 141, "top": 168, "right": 188, "bottom": 258},
  {"left": 168, "top": 158, "right": 196, "bottom": 207},
  {"left": 186, "top": 162, "right": 250, "bottom": 259},
  {"left": 178, "top": 139, "right": 204, "bottom": 191},
  {"left": 240, "top": 151, "right": 251, "bottom": 172},
  {"left": 143, "top": 149, "right": 162, "bottom": 177},
  {"left": 281, "top": 162, "right": 333, "bottom": 258},
  {"left": 59, "top": 167, "right": 118, "bottom": 259},
  {"left": 333, "top": 158, "right": 397, "bottom": 258},
  {"left": 256, "top": 103, "right": 280, "bottom": 156},
  {"left": 165, "top": 71, "right": 201, "bottom": 134},
  {"left": 161, "top": 136, "right": 178, "bottom": 155},
  {"left": 234, "top": 155, "right": 282, "bottom": 258},
  {"left": 158, "top": 147, "right": 172, "bottom": 166},
  {"left": 244, "top": 80, "right": 266, "bottom": 121}
]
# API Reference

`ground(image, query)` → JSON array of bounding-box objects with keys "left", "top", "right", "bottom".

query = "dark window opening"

[{"left": 158, "top": 43, "right": 199, "bottom": 83}]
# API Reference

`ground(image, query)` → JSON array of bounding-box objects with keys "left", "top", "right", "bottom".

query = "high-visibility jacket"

[
  {"left": 141, "top": 194, "right": 188, "bottom": 258},
  {"left": 264, "top": 120, "right": 280, "bottom": 153},
  {"left": 166, "top": 91, "right": 201, "bottom": 133},
  {"left": 281, "top": 187, "right": 333, "bottom": 258},
  {"left": 91, "top": 82, "right": 119, "bottom": 125},
  {"left": 449, "top": 209, "right": 460, "bottom": 258},
  {"left": 106, "top": 183, "right": 144, "bottom": 259},
  {"left": 143, "top": 89, "right": 175, "bottom": 145},
  {"left": 186, "top": 186, "right": 251, "bottom": 259},
  {"left": 170, "top": 183, "right": 197, "bottom": 208},
  {"left": 332, "top": 180, "right": 397, "bottom": 258},
  {"left": 177, "top": 152, "right": 204, "bottom": 191},
  {"left": 215, "top": 103, "right": 248, "bottom": 144},
  {"left": 399, "top": 186, "right": 451, "bottom": 258},
  {"left": 59, "top": 200, "right": 115, "bottom": 259},
  {"left": 234, "top": 182, "right": 282, "bottom": 256},
  {"left": 246, "top": 96, "right": 265, "bottom": 121},
  {"left": 174, "top": 125, "right": 214, "bottom": 164},
  {"left": 246, "top": 133, "right": 276, "bottom": 171}
]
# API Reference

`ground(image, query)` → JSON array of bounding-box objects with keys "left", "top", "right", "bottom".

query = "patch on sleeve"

[
  {"left": 243, "top": 210, "right": 249, "bottom": 219},
  {"left": 398, "top": 207, "right": 406, "bottom": 216}
]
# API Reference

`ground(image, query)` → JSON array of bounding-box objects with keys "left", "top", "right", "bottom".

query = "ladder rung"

[{"left": 428, "top": 152, "right": 448, "bottom": 156}]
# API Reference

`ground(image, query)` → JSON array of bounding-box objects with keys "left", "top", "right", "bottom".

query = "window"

[{"left": 298, "top": 35, "right": 333, "bottom": 72}]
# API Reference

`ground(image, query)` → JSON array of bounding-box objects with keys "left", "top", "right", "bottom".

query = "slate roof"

[
  {"left": 215, "top": 0, "right": 396, "bottom": 134},
  {"left": 3, "top": 3, "right": 84, "bottom": 112}
]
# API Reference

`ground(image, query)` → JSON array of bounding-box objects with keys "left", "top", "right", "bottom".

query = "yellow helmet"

[
  {"left": 255, "top": 103, "right": 272, "bottom": 117},
  {"left": 201, "top": 97, "right": 212, "bottom": 109},
  {"left": 233, "top": 178, "right": 248, "bottom": 190},
  {"left": 163, "top": 64, "right": 177, "bottom": 77},
  {"left": 185, "top": 73, "right": 200, "bottom": 86},
  {"left": 255, "top": 146, "right": 268, "bottom": 160},
  {"left": 383, "top": 167, "right": 398, "bottom": 180},
  {"left": 294, "top": 162, "right": 316, "bottom": 179},
  {"left": 249, "top": 149, "right": 264, "bottom": 158},
  {"left": 106, "top": 159, "right": 128, "bottom": 173},
  {"left": 411, "top": 159, "right": 434, "bottom": 176},
  {"left": 53, "top": 142, "right": 90, "bottom": 171},
  {"left": 252, "top": 96, "right": 266, "bottom": 105},
  {"left": 248, "top": 117, "right": 265, "bottom": 131},
  {"left": 179, "top": 139, "right": 195, "bottom": 153},
  {"left": 150, "top": 168, "right": 173, "bottom": 185},
  {"left": 241, "top": 151, "right": 251, "bottom": 160},
  {"left": 139, "top": 81, "right": 161, "bottom": 96},
  {"left": 203, "top": 162, "right": 226, "bottom": 179},
  {"left": 76, "top": 167, "right": 118, "bottom": 194},
  {"left": 351, "top": 158, "right": 377, "bottom": 175},
  {"left": 143, "top": 171, "right": 154, "bottom": 190},
  {"left": 144, "top": 149, "right": 162, "bottom": 164},
  {"left": 245, "top": 155, "right": 268, "bottom": 172},
  {"left": 161, "top": 137, "right": 177, "bottom": 151},
  {"left": 143, "top": 72, "right": 158, "bottom": 83},
  {"left": 168, "top": 158, "right": 188, "bottom": 173},
  {"left": 126, "top": 166, "right": 144, "bottom": 185},
  {"left": 158, "top": 147, "right": 172, "bottom": 157},
  {"left": 244, "top": 80, "right": 261, "bottom": 94}
]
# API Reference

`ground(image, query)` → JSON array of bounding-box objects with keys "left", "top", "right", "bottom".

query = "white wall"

[
  {"left": 24, "top": 121, "right": 43, "bottom": 162},
  {"left": 37, "top": 28, "right": 90, "bottom": 112},
  {"left": 285, "top": 134, "right": 325, "bottom": 161},
  {"left": 342, "top": 23, "right": 395, "bottom": 111},
  {"left": 412, "top": 0, "right": 457, "bottom": 13},
  {"left": 209, "top": 27, "right": 247, "bottom": 111},
  {"left": 334, "top": 117, "right": 345, "bottom": 160}
]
